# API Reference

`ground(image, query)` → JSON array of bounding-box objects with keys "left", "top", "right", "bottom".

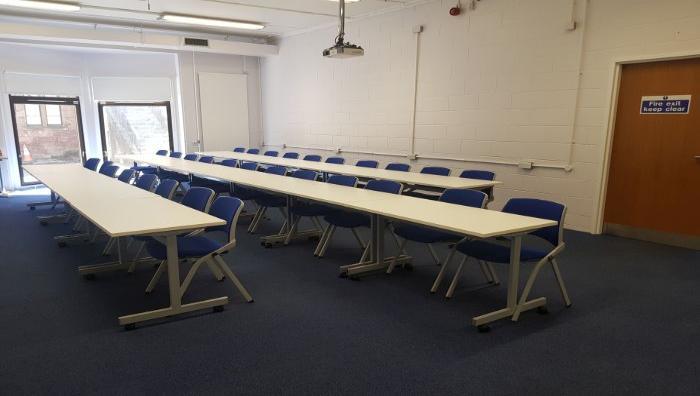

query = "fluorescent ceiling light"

[
  {"left": 0, "top": 0, "right": 80, "bottom": 11},
  {"left": 160, "top": 14, "right": 264, "bottom": 30}
]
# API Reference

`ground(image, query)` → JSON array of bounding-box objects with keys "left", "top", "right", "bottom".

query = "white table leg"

[
  {"left": 341, "top": 214, "right": 411, "bottom": 277},
  {"left": 118, "top": 234, "right": 228, "bottom": 329}
]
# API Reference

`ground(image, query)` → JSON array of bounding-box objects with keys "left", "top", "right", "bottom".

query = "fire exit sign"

[{"left": 640, "top": 95, "right": 691, "bottom": 114}]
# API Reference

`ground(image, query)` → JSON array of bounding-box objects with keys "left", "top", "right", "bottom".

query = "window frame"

[{"left": 97, "top": 101, "right": 174, "bottom": 161}]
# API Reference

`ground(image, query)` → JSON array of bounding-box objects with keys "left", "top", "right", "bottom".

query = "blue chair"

[
  {"left": 248, "top": 166, "right": 288, "bottom": 233},
  {"left": 99, "top": 164, "right": 119, "bottom": 178},
  {"left": 98, "top": 160, "right": 114, "bottom": 173},
  {"left": 84, "top": 158, "right": 101, "bottom": 171},
  {"left": 233, "top": 147, "right": 246, "bottom": 153},
  {"left": 221, "top": 159, "right": 238, "bottom": 167},
  {"left": 421, "top": 166, "right": 451, "bottom": 176},
  {"left": 144, "top": 197, "right": 253, "bottom": 301},
  {"left": 183, "top": 153, "right": 199, "bottom": 161},
  {"left": 199, "top": 156, "right": 214, "bottom": 164},
  {"left": 325, "top": 157, "right": 345, "bottom": 164},
  {"left": 444, "top": 199, "right": 571, "bottom": 312},
  {"left": 247, "top": 148, "right": 260, "bottom": 154},
  {"left": 163, "top": 154, "right": 198, "bottom": 183},
  {"left": 264, "top": 150, "right": 279, "bottom": 157},
  {"left": 230, "top": 162, "right": 262, "bottom": 203},
  {"left": 134, "top": 174, "right": 159, "bottom": 192},
  {"left": 117, "top": 168, "right": 136, "bottom": 184},
  {"left": 286, "top": 175, "right": 357, "bottom": 246},
  {"left": 460, "top": 169, "right": 496, "bottom": 200},
  {"left": 316, "top": 179, "right": 402, "bottom": 258},
  {"left": 154, "top": 179, "right": 179, "bottom": 200},
  {"left": 283, "top": 152, "right": 300, "bottom": 159},
  {"left": 356, "top": 160, "right": 379, "bottom": 168},
  {"left": 303, "top": 154, "right": 322, "bottom": 162},
  {"left": 386, "top": 163, "right": 410, "bottom": 172},
  {"left": 132, "top": 150, "right": 169, "bottom": 174},
  {"left": 389, "top": 189, "right": 488, "bottom": 280},
  {"left": 169, "top": 152, "right": 183, "bottom": 158}
]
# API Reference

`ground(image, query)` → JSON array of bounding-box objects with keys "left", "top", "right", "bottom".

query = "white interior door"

[{"left": 198, "top": 72, "right": 249, "bottom": 151}]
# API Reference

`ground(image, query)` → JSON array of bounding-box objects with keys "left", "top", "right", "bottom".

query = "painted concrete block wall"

[{"left": 261, "top": 0, "right": 700, "bottom": 232}]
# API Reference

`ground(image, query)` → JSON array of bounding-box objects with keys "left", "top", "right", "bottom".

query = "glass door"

[
  {"left": 98, "top": 102, "right": 174, "bottom": 160},
  {"left": 9, "top": 96, "right": 86, "bottom": 185}
]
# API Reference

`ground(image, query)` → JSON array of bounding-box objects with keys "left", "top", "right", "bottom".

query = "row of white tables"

[
  {"left": 120, "top": 154, "right": 556, "bottom": 329},
  {"left": 24, "top": 164, "right": 230, "bottom": 328},
  {"left": 197, "top": 150, "right": 500, "bottom": 193}
]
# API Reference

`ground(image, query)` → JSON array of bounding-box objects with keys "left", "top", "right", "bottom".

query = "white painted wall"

[{"left": 260, "top": 0, "right": 700, "bottom": 232}]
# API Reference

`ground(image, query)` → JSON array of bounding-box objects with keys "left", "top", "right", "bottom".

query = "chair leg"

[
  {"left": 180, "top": 256, "right": 211, "bottom": 296},
  {"left": 487, "top": 262, "right": 500, "bottom": 285},
  {"left": 128, "top": 241, "right": 147, "bottom": 273},
  {"left": 248, "top": 206, "right": 265, "bottom": 233},
  {"left": 427, "top": 244, "right": 441, "bottom": 265},
  {"left": 350, "top": 228, "right": 366, "bottom": 249},
  {"left": 359, "top": 241, "right": 370, "bottom": 264},
  {"left": 311, "top": 217, "right": 323, "bottom": 232},
  {"left": 313, "top": 224, "right": 331, "bottom": 256},
  {"left": 214, "top": 255, "right": 253, "bottom": 302},
  {"left": 479, "top": 260, "right": 494, "bottom": 283},
  {"left": 512, "top": 257, "right": 549, "bottom": 321},
  {"left": 446, "top": 256, "right": 467, "bottom": 299},
  {"left": 145, "top": 260, "right": 166, "bottom": 294},
  {"left": 550, "top": 258, "right": 572, "bottom": 307},
  {"left": 432, "top": 246, "right": 457, "bottom": 293},
  {"left": 207, "top": 259, "right": 225, "bottom": 281},
  {"left": 283, "top": 216, "right": 301, "bottom": 245},
  {"left": 387, "top": 238, "right": 408, "bottom": 274},
  {"left": 318, "top": 225, "right": 336, "bottom": 258},
  {"left": 101, "top": 237, "right": 115, "bottom": 256}
]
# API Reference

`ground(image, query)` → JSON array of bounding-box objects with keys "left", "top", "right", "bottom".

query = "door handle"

[{"left": 695, "top": 155, "right": 700, "bottom": 159}]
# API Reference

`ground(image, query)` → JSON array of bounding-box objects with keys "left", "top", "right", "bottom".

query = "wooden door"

[{"left": 605, "top": 58, "right": 700, "bottom": 241}]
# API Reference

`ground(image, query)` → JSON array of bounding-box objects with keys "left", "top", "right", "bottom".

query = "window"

[
  {"left": 99, "top": 102, "right": 173, "bottom": 159},
  {"left": 25, "top": 104, "right": 42, "bottom": 125},
  {"left": 46, "top": 105, "right": 63, "bottom": 125}
]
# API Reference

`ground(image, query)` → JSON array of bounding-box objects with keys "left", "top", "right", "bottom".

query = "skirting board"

[{"left": 604, "top": 223, "right": 700, "bottom": 250}]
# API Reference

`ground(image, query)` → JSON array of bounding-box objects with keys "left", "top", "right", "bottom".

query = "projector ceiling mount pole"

[
  {"left": 323, "top": 0, "right": 363, "bottom": 58},
  {"left": 337, "top": 0, "right": 345, "bottom": 45}
]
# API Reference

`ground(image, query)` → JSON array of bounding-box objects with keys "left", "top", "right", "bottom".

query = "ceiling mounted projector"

[{"left": 323, "top": 0, "right": 363, "bottom": 58}]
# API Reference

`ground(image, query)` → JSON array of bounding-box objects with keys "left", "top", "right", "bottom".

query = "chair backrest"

[
  {"left": 282, "top": 152, "right": 299, "bottom": 159},
  {"left": 240, "top": 162, "right": 258, "bottom": 171},
  {"left": 169, "top": 152, "right": 183, "bottom": 158},
  {"left": 264, "top": 150, "right": 279, "bottom": 157},
  {"left": 291, "top": 169, "right": 318, "bottom": 181},
  {"left": 502, "top": 198, "right": 566, "bottom": 246},
  {"left": 208, "top": 196, "right": 245, "bottom": 244},
  {"left": 117, "top": 168, "right": 136, "bottom": 183},
  {"left": 98, "top": 161, "right": 114, "bottom": 172},
  {"left": 439, "top": 189, "right": 488, "bottom": 209},
  {"left": 135, "top": 174, "right": 159, "bottom": 191},
  {"left": 328, "top": 175, "right": 358, "bottom": 187},
  {"left": 233, "top": 147, "right": 246, "bottom": 153},
  {"left": 84, "top": 158, "right": 101, "bottom": 171},
  {"left": 155, "top": 150, "right": 168, "bottom": 156},
  {"left": 356, "top": 160, "right": 379, "bottom": 168},
  {"left": 366, "top": 179, "right": 402, "bottom": 194},
  {"left": 246, "top": 148, "right": 260, "bottom": 154},
  {"left": 154, "top": 179, "right": 179, "bottom": 200},
  {"left": 421, "top": 166, "right": 451, "bottom": 176},
  {"left": 100, "top": 164, "right": 119, "bottom": 177},
  {"left": 265, "top": 166, "right": 287, "bottom": 176},
  {"left": 385, "top": 163, "right": 410, "bottom": 172},
  {"left": 221, "top": 159, "right": 238, "bottom": 167},
  {"left": 181, "top": 187, "right": 215, "bottom": 212},
  {"left": 459, "top": 169, "right": 495, "bottom": 181},
  {"left": 303, "top": 154, "right": 322, "bottom": 162},
  {"left": 325, "top": 156, "right": 345, "bottom": 164},
  {"left": 183, "top": 153, "right": 199, "bottom": 161},
  {"left": 199, "top": 156, "right": 214, "bottom": 164}
]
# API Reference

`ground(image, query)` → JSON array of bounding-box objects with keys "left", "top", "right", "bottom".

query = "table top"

[
  {"left": 198, "top": 151, "right": 500, "bottom": 190},
  {"left": 24, "top": 164, "right": 225, "bottom": 237},
  {"left": 121, "top": 155, "right": 555, "bottom": 239}
]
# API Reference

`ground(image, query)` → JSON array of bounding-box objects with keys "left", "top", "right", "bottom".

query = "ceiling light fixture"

[
  {"left": 0, "top": 0, "right": 80, "bottom": 12},
  {"left": 323, "top": 0, "right": 364, "bottom": 58},
  {"left": 160, "top": 14, "right": 264, "bottom": 30}
]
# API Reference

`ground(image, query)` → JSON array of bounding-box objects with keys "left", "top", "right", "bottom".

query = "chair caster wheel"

[
  {"left": 477, "top": 325, "right": 491, "bottom": 333},
  {"left": 565, "top": 303, "right": 572, "bottom": 308},
  {"left": 124, "top": 323, "right": 136, "bottom": 331},
  {"left": 537, "top": 306, "right": 549, "bottom": 315},
  {"left": 58, "top": 242, "right": 67, "bottom": 248},
  {"left": 40, "top": 221, "right": 48, "bottom": 226},
  {"left": 213, "top": 306, "right": 224, "bottom": 313},
  {"left": 83, "top": 273, "right": 95, "bottom": 280}
]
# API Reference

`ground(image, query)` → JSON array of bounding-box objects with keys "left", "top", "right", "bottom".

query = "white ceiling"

[{"left": 0, "top": 0, "right": 426, "bottom": 39}]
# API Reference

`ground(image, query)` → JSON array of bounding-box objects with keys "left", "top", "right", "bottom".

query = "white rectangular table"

[
  {"left": 120, "top": 155, "right": 556, "bottom": 328},
  {"left": 24, "top": 164, "right": 228, "bottom": 328},
  {"left": 197, "top": 150, "right": 500, "bottom": 193}
]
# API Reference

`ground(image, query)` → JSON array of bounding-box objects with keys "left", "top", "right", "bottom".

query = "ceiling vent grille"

[{"left": 183, "top": 37, "right": 210, "bottom": 47}]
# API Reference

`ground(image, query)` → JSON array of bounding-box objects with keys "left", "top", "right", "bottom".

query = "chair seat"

[
  {"left": 290, "top": 203, "right": 333, "bottom": 217},
  {"left": 191, "top": 176, "right": 230, "bottom": 193},
  {"left": 394, "top": 224, "right": 459, "bottom": 244},
  {"left": 456, "top": 240, "right": 548, "bottom": 263},
  {"left": 146, "top": 236, "right": 224, "bottom": 260},
  {"left": 324, "top": 211, "right": 370, "bottom": 228},
  {"left": 255, "top": 194, "right": 286, "bottom": 208},
  {"left": 132, "top": 165, "right": 157, "bottom": 174},
  {"left": 231, "top": 186, "right": 261, "bottom": 201}
]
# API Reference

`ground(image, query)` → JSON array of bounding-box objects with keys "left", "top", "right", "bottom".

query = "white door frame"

[{"left": 594, "top": 50, "right": 700, "bottom": 234}]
